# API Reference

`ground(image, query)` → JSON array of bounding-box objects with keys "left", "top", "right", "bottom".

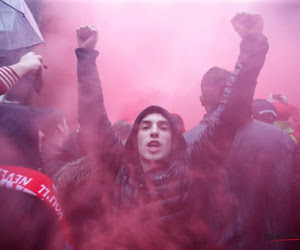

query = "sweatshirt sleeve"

[
  {"left": 76, "top": 48, "right": 123, "bottom": 174},
  {"left": 0, "top": 66, "right": 19, "bottom": 95}
]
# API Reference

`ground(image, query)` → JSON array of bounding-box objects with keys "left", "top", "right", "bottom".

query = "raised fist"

[
  {"left": 76, "top": 25, "right": 98, "bottom": 50},
  {"left": 231, "top": 13, "right": 263, "bottom": 39}
]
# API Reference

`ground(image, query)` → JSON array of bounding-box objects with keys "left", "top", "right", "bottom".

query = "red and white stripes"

[{"left": 0, "top": 66, "right": 19, "bottom": 95}]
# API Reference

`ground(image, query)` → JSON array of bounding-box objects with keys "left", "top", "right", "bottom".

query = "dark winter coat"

[
  {"left": 0, "top": 187, "right": 65, "bottom": 250},
  {"left": 0, "top": 105, "right": 65, "bottom": 250},
  {"left": 186, "top": 115, "right": 297, "bottom": 250},
  {"left": 75, "top": 33, "right": 269, "bottom": 249},
  {"left": 224, "top": 119, "right": 296, "bottom": 250}
]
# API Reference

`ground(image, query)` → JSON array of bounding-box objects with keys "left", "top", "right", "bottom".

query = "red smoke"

[
  {"left": 35, "top": 0, "right": 300, "bottom": 130},
  {"left": 25, "top": 2, "right": 300, "bottom": 249}
]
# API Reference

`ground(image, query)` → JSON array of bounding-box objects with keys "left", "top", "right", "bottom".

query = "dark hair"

[
  {"left": 201, "top": 67, "right": 231, "bottom": 109},
  {"left": 171, "top": 113, "right": 185, "bottom": 133},
  {"left": 35, "top": 107, "right": 65, "bottom": 137},
  {"left": 0, "top": 104, "right": 41, "bottom": 170}
]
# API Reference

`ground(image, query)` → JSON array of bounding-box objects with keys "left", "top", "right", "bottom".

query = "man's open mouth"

[{"left": 147, "top": 140, "right": 161, "bottom": 152}]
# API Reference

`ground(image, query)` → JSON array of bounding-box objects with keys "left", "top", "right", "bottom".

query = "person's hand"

[
  {"left": 231, "top": 12, "right": 263, "bottom": 39},
  {"left": 19, "top": 52, "right": 43, "bottom": 73},
  {"left": 10, "top": 51, "right": 43, "bottom": 78},
  {"left": 76, "top": 25, "right": 98, "bottom": 50}
]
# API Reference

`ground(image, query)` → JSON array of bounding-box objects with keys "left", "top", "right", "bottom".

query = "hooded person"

[
  {"left": 57, "top": 13, "right": 269, "bottom": 249},
  {"left": 55, "top": 107, "right": 190, "bottom": 250},
  {"left": 112, "top": 106, "right": 192, "bottom": 249}
]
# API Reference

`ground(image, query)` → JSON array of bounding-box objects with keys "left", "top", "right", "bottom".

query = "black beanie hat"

[{"left": 251, "top": 99, "right": 277, "bottom": 124}]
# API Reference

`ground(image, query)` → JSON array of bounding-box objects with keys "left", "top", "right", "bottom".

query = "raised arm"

[
  {"left": 189, "top": 13, "right": 269, "bottom": 165},
  {"left": 76, "top": 25, "right": 123, "bottom": 172},
  {"left": 0, "top": 52, "right": 43, "bottom": 95}
]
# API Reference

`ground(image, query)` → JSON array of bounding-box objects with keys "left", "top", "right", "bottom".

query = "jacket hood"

[{"left": 124, "top": 105, "right": 187, "bottom": 166}]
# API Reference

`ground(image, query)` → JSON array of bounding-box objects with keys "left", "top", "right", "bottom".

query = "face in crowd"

[{"left": 137, "top": 113, "right": 172, "bottom": 163}]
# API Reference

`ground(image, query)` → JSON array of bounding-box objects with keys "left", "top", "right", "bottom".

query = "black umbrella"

[{"left": 0, "top": 0, "right": 44, "bottom": 50}]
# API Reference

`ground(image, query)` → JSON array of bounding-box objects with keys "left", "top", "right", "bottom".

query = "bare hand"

[
  {"left": 76, "top": 25, "right": 98, "bottom": 50},
  {"left": 231, "top": 13, "right": 263, "bottom": 39},
  {"left": 19, "top": 52, "right": 43, "bottom": 74},
  {"left": 10, "top": 52, "right": 43, "bottom": 78}
]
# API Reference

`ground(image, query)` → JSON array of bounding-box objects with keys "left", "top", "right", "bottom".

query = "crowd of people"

[{"left": 0, "top": 12, "right": 299, "bottom": 250}]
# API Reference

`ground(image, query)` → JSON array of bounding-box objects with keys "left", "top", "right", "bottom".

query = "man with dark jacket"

[
  {"left": 0, "top": 41, "right": 75, "bottom": 250},
  {"left": 0, "top": 104, "right": 69, "bottom": 250},
  {"left": 224, "top": 118, "right": 296, "bottom": 250},
  {"left": 185, "top": 13, "right": 296, "bottom": 250},
  {"left": 68, "top": 12, "right": 269, "bottom": 249}
]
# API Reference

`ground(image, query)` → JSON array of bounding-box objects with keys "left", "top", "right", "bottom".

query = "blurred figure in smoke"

[
  {"left": 112, "top": 119, "right": 132, "bottom": 145},
  {"left": 225, "top": 99, "right": 296, "bottom": 250},
  {"left": 172, "top": 113, "right": 186, "bottom": 133},
  {"left": 0, "top": 53, "right": 44, "bottom": 171},
  {"left": 0, "top": 52, "right": 72, "bottom": 174},
  {"left": 185, "top": 67, "right": 232, "bottom": 146},
  {"left": 55, "top": 12, "right": 269, "bottom": 249},
  {"left": 0, "top": 55, "right": 80, "bottom": 178},
  {"left": 37, "top": 107, "right": 74, "bottom": 177},
  {"left": 0, "top": 104, "right": 44, "bottom": 171},
  {"left": 0, "top": 106, "right": 67, "bottom": 249},
  {"left": 55, "top": 155, "right": 113, "bottom": 250},
  {"left": 0, "top": 53, "right": 75, "bottom": 249},
  {"left": 267, "top": 93, "right": 300, "bottom": 145},
  {"left": 185, "top": 13, "right": 296, "bottom": 250}
]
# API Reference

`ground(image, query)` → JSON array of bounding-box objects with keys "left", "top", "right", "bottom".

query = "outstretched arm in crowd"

[
  {"left": 0, "top": 52, "right": 43, "bottom": 95},
  {"left": 187, "top": 13, "right": 269, "bottom": 247},
  {"left": 189, "top": 13, "right": 269, "bottom": 165},
  {"left": 76, "top": 25, "right": 123, "bottom": 174}
]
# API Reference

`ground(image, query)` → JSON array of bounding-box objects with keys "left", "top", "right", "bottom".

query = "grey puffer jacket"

[{"left": 76, "top": 33, "right": 269, "bottom": 249}]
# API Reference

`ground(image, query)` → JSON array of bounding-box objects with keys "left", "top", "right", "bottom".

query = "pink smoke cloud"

[{"left": 34, "top": 0, "right": 300, "bottom": 130}]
